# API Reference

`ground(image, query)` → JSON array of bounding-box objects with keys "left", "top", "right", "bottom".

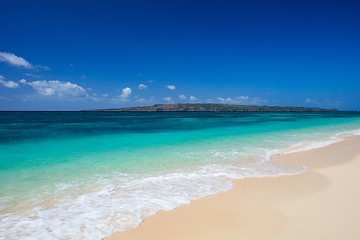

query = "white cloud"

[
  {"left": 163, "top": 97, "right": 172, "bottom": 102},
  {"left": 135, "top": 98, "right": 147, "bottom": 103},
  {"left": 90, "top": 96, "right": 100, "bottom": 102},
  {"left": 0, "top": 75, "right": 19, "bottom": 88},
  {"left": 305, "top": 98, "right": 312, "bottom": 103},
  {"left": 179, "top": 94, "right": 187, "bottom": 100},
  {"left": 216, "top": 96, "right": 267, "bottom": 105},
  {"left": 102, "top": 94, "right": 109, "bottom": 98},
  {"left": 189, "top": 96, "right": 197, "bottom": 101},
  {"left": 120, "top": 87, "right": 132, "bottom": 98},
  {"left": 236, "top": 96, "right": 249, "bottom": 100},
  {"left": 0, "top": 52, "right": 50, "bottom": 71},
  {"left": 0, "top": 52, "right": 33, "bottom": 69},
  {"left": 1, "top": 80, "right": 19, "bottom": 88},
  {"left": 36, "top": 65, "right": 50, "bottom": 71},
  {"left": 20, "top": 79, "right": 87, "bottom": 97},
  {"left": 25, "top": 73, "right": 42, "bottom": 78},
  {"left": 138, "top": 84, "right": 148, "bottom": 90},
  {"left": 109, "top": 88, "right": 132, "bottom": 103},
  {"left": 166, "top": 85, "right": 176, "bottom": 90}
]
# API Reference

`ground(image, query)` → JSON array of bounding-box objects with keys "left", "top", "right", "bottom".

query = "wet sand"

[{"left": 107, "top": 136, "right": 360, "bottom": 240}]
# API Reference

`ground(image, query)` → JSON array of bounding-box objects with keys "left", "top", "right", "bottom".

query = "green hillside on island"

[{"left": 84, "top": 103, "right": 338, "bottom": 112}]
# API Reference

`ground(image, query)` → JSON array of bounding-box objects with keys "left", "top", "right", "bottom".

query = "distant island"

[{"left": 83, "top": 103, "right": 338, "bottom": 112}]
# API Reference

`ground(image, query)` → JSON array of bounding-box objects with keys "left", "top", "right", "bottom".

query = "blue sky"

[{"left": 0, "top": 0, "right": 359, "bottom": 110}]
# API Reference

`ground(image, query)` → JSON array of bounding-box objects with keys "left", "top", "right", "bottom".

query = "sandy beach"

[{"left": 107, "top": 135, "right": 360, "bottom": 240}]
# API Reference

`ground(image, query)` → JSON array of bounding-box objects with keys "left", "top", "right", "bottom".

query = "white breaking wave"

[
  {"left": 277, "top": 128, "right": 360, "bottom": 156},
  {"left": 1, "top": 128, "right": 360, "bottom": 240},
  {"left": 0, "top": 162, "right": 304, "bottom": 239}
]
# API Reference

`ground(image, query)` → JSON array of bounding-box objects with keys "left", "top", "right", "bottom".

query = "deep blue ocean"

[{"left": 1, "top": 111, "right": 360, "bottom": 239}]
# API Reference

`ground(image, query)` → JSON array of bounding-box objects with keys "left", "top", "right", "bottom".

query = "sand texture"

[{"left": 107, "top": 136, "right": 360, "bottom": 240}]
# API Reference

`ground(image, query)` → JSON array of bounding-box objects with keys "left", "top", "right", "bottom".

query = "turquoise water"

[{"left": 1, "top": 111, "right": 360, "bottom": 239}]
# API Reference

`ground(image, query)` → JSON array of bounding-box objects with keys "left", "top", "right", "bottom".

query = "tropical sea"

[{"left": 1, "top": 111, "right": 360, "bottom": 240}]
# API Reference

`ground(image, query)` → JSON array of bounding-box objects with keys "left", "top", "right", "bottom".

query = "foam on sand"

[{"left": 1, "top": 126, "right": 360, "bottom": 240}]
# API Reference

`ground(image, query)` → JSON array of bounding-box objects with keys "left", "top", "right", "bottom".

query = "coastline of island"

[{"left": 82, "top": 103, "right": 338, "bottom": 112}]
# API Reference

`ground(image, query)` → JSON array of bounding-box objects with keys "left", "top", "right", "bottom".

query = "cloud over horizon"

[
  {"left": 179, "top": 94, "right": 187, "bottom": 100},
  {"left": 120, "top": 87, "right": 132, "bottom": 99},
  {"left": 20, "top": 79, "right": 87, "bottom": 97},
  {"left": 216, "top": 96, "right": 268, "bottom": 105},
  {"left": 163, "top": 97, "right": 172, "bottom": 102},
  {"left": 189, "top": 96, "right": 197, "bottom": 102},
  {"left": 0, "top": 75, "right": 19, "bottom": 88}
]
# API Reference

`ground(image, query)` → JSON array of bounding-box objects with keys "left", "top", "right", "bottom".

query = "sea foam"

[
  {"left": 1, "top": 157, "right": 304, "bottom": 239},
  {"left": 1, "top": 125, "right": 360, "bottom": 239}
]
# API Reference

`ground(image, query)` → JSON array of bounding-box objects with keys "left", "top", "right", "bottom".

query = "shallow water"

[{"left": 1, "top": 111, "right": 360, "bottom": 239}]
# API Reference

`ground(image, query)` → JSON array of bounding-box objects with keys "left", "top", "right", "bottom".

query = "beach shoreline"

[{"left": 106, "top": 135, "right": 360, "bottom": 240}]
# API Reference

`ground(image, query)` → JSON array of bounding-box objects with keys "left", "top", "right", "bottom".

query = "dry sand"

[{"left": 106, "top": 136, "right": 360, "bottom": 240}]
